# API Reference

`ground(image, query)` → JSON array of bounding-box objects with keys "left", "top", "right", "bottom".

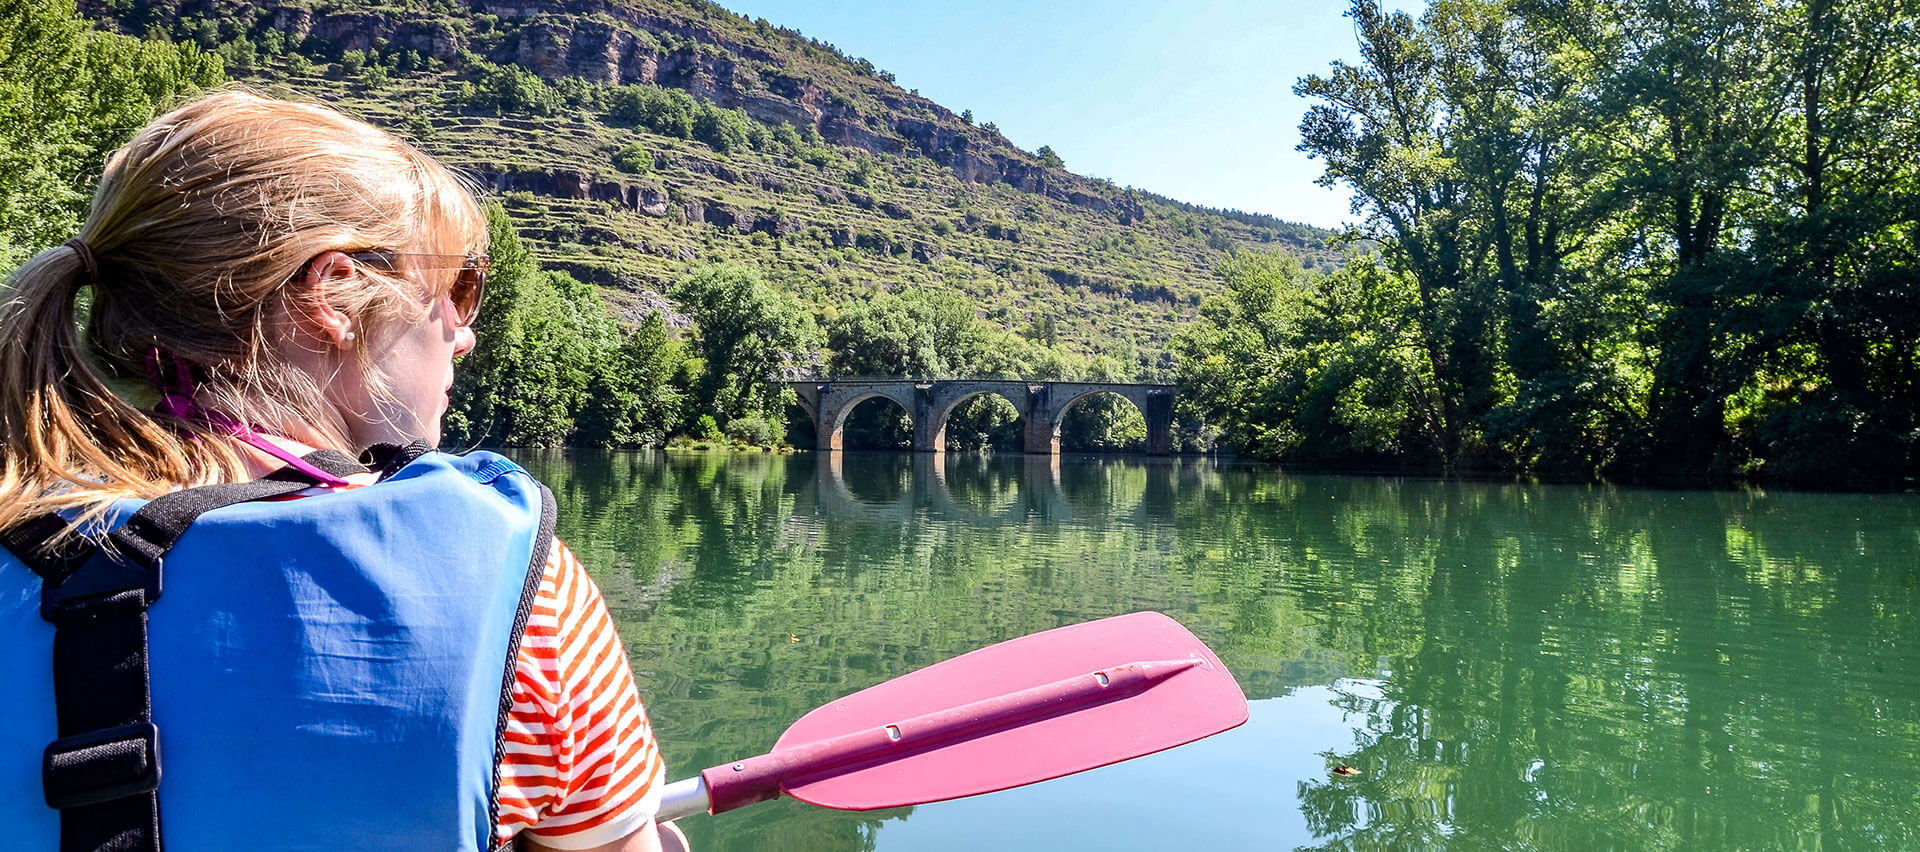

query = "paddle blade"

[{"left": 774, "top": 611, "right": 1247, "bottom": 810}]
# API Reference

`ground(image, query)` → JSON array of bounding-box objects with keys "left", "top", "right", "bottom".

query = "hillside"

[{"left": 81, "top": 0, "right": 1340, "bottom": 373}]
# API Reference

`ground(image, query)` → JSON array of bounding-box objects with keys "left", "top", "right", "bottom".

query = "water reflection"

[
  {"left": 808, "top": 452, "right": 1180, "bottom": 525},
  {"left": 512, "top": 450, "right": 1920, "bottom": 852}
]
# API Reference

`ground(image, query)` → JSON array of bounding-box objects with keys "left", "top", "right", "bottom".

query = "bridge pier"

[{"left": 789, "top": 379, "right": 1177, "bottom": 455}]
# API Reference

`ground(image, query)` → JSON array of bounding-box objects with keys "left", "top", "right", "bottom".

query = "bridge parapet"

[{"left": 786, "top": 379, "right": 1176, "bottom": 455}]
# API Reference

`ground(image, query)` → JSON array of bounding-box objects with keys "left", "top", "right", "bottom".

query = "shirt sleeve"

[{"left": 495, "top": 539, "right": 666, "bottom": 849}]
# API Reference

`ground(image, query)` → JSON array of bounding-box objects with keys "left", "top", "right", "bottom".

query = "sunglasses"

[{"left": 346, "top": 251, "right": 490, "bottom": 327}]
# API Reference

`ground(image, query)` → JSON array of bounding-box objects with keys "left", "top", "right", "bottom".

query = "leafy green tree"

[
  {"left": 446, "top": 207, "right": 599, "bottom": 446},
  {"left": 689, "top": 102, "right": 764, "bottom": 153},
  {"left": 1599, "top": 0, "right": 1787, "bottom": 476},
  {"left": 459, "top": 62, "right": 561, "bottom": 116},
  {"left": 1730, "top": 0, "right": 1920, "bottom": 485},
  {"left": 1176, "top": 250, "right": 1440, "bottom": 465},
  {"left": 1035, "top": 145, "right": 1064, "bottom": 169},
  {"left": 0, "top": 0, "right": 222, "bottom": 268},
  {"left": 1296, "top": 0, "right": 1488, "bottom": 465},
  {"left": 669, "top": 262, "right": 820, "bottom": 430},
  {"left": 449, "top": 204, "right": 686, "bottom": 448},
  {"left": 447, "top": 203, "right": 538, "bottom": 444},
  {"left": 610, "top": 84, "right": 696, "bottom": 138},
  {"left": 824, "top": 289, "right": 976, "bottom": 378},
  {"left": 1271, "top": 0, "right": 1920, "bottom": 485},
  {"left": 578, "top": 312, "right": 686, "bottom": 447}
]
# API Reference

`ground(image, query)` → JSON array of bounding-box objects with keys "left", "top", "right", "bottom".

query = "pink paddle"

[{"left": 656, "top": 611, "right": 1249, "bottom": 822}]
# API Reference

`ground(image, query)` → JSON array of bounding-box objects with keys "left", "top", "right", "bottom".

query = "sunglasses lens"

[
  {"left": 450, "top": 258, "right": 486, "bottom": 326},
  {"left": 452, "top": 270, "right": 482, "bottom": 325}
]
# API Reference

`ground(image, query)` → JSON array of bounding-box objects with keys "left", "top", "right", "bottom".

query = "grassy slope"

[{"left": 103, "top": 0, "right": 1343, "bottom": 375}]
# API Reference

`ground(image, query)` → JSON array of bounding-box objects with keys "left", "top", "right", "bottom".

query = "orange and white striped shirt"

[{"left": 494, "top": 540, "right": 665, "bottom": 849}]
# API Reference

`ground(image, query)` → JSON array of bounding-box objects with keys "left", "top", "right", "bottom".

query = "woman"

[{"left": 0, "top": 90, "right": 680, "bottom": 851}]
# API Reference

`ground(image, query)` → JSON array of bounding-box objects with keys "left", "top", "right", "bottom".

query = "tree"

[
  {"left": 446, "top": 203, "right": 538, "bottom": 444},
  {"left": 613, "top": 142, "right": 653, "bottom": 174},
  {"left": 1035, "top": 145, "right": 1065, "bottom": 169},
  {"left": 1275, "top": 0, "right": 1920, "bottom": 485},
  {"left": 0, "top": 0, "right": 223, "bottom": 268},
  {"left": 1598, "top": 0, "right": 1790, "bottom": 476},
  {"left": 824, "top": 289, "right": 976, "bottom": 378},
  {"left": 1296, "top": 0, "right": 1485, "bottom": 465},
  {"left": 578, "top": 311, "right": 686, "bottom": 447},
  {"left": 669, "top": 263, "right": 819, "bottom": 429},
  {"left": 448, "top": 205, "right": 687, "bottom": 448},
  {"left": 1175, "top": 251, "right": 1441, "bottom": 465},
  {"left": 459, "top": 62, "right": 560, "bottom": 116}
]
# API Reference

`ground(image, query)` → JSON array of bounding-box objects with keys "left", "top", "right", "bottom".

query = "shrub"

[
  {"left": 613, "top": 142, "right": 653, "bottom": 174},
  {"left": 691, "top": 103, "right": 759, "bottom": 153},
  {"left": 462, "top": 63, "right": 560, "bottom": 116},
  {"left": 723, "top": 415, "right": 776, "bottom": 446},
  {"left": 609, "top": 84, "right": 695, "bottom": 138}
]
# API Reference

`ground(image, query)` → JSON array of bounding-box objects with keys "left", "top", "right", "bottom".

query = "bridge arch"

[
  {"left": 924, "top": 386, "right": 1032, "bottom": 453},
  {"left": 810, "top": 383, "right": 920, "bottom": 452},
  {"left": 1049, "top": 388, "right": 1148, "bottom": 453},
  {"left": 834, "top": 393, "right": 915, "bottom": 451},
  {"left": 1027, "top": 383, "right": 1176, "bottom": 455}
]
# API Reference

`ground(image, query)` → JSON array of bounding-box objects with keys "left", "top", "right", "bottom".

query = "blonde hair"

[{"left": 0, "top": 88, "right": 487, "bottom": 534}]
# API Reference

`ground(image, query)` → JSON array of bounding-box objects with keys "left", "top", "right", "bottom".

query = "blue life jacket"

[{"left": 0, "top": 451, "right": 552, "bottom": 851}]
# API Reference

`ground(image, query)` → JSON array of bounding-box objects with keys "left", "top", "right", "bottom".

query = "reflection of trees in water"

[
  {"left": 1252, "top": 485, "right": 1920, "bottom": 851},
  {"left": 939, "top": 454, "right": 1024, "bottom": 515},
  {"left": 517, "top": 451, "right": 1920, "bottom": 851},
  {"left": 1052, "top": 456, "right": 1150, "bottom": 518},
  {"left": 831, "top": 451, "right": 914, "bottom": 505}
]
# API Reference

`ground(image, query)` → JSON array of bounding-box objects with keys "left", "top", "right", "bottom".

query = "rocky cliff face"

[{"left": 86, "top": 0, "right": 1135, "bottom": 218}]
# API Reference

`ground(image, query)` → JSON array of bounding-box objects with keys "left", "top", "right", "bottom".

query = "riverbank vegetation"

[{"left": 1177, "top": 0, "right": 1920, "bottom": 489}]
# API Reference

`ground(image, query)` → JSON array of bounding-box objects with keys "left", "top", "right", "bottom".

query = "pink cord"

[{"left": 145, "top": 348, "right": 353, "bottom": 487}]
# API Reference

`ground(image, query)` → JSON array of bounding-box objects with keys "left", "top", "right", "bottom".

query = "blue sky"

[{"left": 711, "top": 0, "right": 1424, "bottom": 229}]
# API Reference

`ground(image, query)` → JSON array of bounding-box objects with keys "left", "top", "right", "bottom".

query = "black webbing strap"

[{"left": 8, "top": 450, "right": 369, "bottom": 852}]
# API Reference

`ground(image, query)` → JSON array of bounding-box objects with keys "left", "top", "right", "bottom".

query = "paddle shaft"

[{"left": 654, "top": 658, "right": 1198, "bottom": 821}]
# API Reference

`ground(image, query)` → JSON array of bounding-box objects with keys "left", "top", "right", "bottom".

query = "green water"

[{"left": 515, "top": 450, "right": 1920, "bottom": 852}]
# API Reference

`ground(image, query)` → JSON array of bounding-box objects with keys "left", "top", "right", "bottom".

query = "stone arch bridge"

[{"left": 787, "top": 379, "right": 1176, "bottom": 454}]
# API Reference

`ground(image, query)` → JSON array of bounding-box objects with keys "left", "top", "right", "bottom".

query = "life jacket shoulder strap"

[{"left": 14, "top": 449, "right": 369, "bottom": 852}]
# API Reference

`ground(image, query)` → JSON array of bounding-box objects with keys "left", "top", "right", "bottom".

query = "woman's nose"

[{"left": 453, "top": 323, "right": 476, "bottom": 357}]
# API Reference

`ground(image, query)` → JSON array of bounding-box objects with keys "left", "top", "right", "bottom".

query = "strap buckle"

[
  {"left": 42, "top": 722, "right": 161, "bottom": 809},
  {"left": 40, "top": 550, "right": 162, "bottom": 622}
]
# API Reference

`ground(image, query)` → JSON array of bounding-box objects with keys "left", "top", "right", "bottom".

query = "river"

[{"left": 513, "top": 449, "right": 1920, "bottom": 852}]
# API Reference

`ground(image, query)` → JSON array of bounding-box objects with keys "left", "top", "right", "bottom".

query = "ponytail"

[{"left": 0, "top": 239, "right": 244, "bottom": 535}]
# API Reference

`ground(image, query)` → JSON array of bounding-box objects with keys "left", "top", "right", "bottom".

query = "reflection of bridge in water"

[
  {"left": 788, "top": 379, "right": 1177, "bottom": 454},
  {"left": 800, "top": 452, "right": 1186, "bottom": 526}
]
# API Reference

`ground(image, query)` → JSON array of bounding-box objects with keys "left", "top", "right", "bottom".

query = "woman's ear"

[{"left": 295, "top": 251, "right": 359, "bottom": 349}]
